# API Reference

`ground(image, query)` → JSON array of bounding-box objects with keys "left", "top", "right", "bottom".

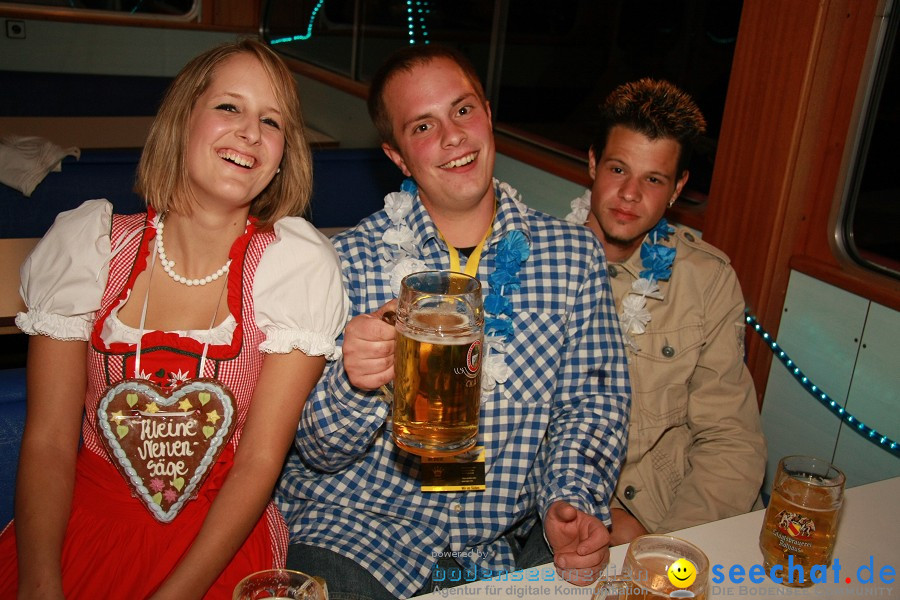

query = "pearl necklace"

[{"left": 155, "top": 218, "right": 231, "bottom": 287}]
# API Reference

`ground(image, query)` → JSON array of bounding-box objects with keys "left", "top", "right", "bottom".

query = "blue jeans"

[
  {"left": 286, "top": 544, "right": 397, "bottom": 600},
  {"left": 286, "top": 523, "right": 553, "bottom": 600}
]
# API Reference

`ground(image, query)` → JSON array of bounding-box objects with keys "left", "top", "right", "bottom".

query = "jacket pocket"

[{"left": 629, "top": 322, "right": 703, "bottom": 430}]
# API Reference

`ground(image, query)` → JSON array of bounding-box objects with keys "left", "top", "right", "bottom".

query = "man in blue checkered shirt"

[{"left": 277, "top": 45, "right": 630, "bottom": 599}]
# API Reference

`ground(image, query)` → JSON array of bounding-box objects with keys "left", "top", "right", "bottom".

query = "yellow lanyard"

[{"left": 443, "top": 223, "right": 492, "bottom": 277}]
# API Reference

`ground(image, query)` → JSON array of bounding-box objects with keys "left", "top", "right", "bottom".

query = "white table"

[{"left": 421, "top": 476, "right": 900, "bottom": 598}]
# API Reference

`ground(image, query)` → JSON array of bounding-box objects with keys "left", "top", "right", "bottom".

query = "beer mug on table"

[
  {"left": 759, "top": 455, "right": 845, "bottom": 587},
  {"left": 233, "top": 569, "right": 328, "bottom": 599},
  {"left": 391, "top": 270, "right": 484, "bottom": 457},
  {"left": 592, "top": 534, "right": 709, "bottom": 599}
]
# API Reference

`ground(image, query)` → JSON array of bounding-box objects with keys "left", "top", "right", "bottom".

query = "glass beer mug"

[
  {"left": 593, "top": 535, "right": 710, "bottom": 599},
  {"left": 759, "top": 455, "right": 845, "bottom": 587},
  {"left": 233, "top": 569, "right": 328, "bottom": 599},
  {"left": 391, "top": 271, "right": 484, "bottom": 457}
]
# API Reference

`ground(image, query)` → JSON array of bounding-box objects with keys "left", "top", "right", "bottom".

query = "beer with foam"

[
  {"left": 592, "top": 535, "right": 709, "bottom": 600},
  {"left": 758, "top": 455, "right": 844, "bottom": 587},
  {"left": 391, "top": 272, "right": 483, "bottom": 457}
]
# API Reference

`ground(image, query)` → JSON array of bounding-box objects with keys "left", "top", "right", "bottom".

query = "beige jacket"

[{"left": 608, "top": 225, "right": 766, "bottom": 533}]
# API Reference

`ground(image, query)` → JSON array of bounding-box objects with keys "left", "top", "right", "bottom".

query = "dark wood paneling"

[
  {"left": 790, "top": 1, "right": 900, "bottom": 313},
  {"left": 705, "top": 0, "right": 883, "bottom": 405},
  {"left": 210, "top": 0, "right": 260, "bottom": 30},
  {"left": 791, "top": 256, "right": 900, "bottom": 311}
]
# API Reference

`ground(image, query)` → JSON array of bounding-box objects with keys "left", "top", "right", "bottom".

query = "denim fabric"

[
  {"left": 286, "top": 524, "right": 554, "bottom": 599},
  {"left": 287, "top": 544, "right": 397, "bottom": 600}
]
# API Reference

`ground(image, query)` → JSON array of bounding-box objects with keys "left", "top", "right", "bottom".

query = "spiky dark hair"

[{"left": 592, "top": 78, "right": 707, "bottom": 176}]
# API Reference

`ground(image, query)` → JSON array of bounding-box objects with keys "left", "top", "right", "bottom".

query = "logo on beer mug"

[
  {"left": 465, "top": 340, "right": 482, "bottom": 376},
  {"left": 776, "top": 510, "right": 815, "bottom": 539}
]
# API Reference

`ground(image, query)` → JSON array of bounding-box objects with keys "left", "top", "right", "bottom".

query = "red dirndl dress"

[{"left": 0, "top": 210, "right": 289, "bottom": 599}]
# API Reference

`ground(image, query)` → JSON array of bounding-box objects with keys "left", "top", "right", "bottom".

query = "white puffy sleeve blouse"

[{"left": 16, "top": 200, "right": 349, "bottom": 360}]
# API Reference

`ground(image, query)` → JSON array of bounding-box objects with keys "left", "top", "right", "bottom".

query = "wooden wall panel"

[
  {"left": 704, "top": 0, "right": 885, "bottom": 404},
  {"left": 792, "top": 2, "right": 900, "bottom": 310},
  {"left": 209, "top": 0, "right": 260, "bottom": 30}
]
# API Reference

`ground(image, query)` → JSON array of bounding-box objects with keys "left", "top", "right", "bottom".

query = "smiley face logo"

[{"left": 667, "top": 558, "right": 698, "bottom": 589}]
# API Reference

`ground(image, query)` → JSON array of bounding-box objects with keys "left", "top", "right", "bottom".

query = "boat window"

[
  {"left": 1, "top": 0, "right": 197, "bottom": 18},
  {"left": 263, "top": 0, "right": 743, "bottom": 201},
  {"left": 840, "top": 5, "right": 900, "bottom": 279}
]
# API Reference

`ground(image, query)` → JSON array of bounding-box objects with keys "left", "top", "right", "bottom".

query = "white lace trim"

[
  {"left": 100, "top": 294, "right": 238, "bottom": 346},
  {"left": 259, "top": 328, "right": 341, "bottom": 360},
  {"left": 16, "top": 309, "right": 91, "bottom": 341}
]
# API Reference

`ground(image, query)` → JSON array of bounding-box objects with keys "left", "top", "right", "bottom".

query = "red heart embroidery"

[{"left": 97, "top": 378, "right": 236, "bottom": 523}]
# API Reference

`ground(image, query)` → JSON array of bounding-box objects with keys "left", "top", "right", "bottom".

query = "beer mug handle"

[
  {"left": 379, "top": 310, "right": 397, "bottom": 403},
  {"left": 380, "top": 383, "right": 393, "bottom": 405}
]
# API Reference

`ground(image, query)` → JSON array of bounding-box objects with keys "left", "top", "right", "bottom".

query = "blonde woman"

[{"left": 0, "top": 39, "right": 348, "bottom": 599}]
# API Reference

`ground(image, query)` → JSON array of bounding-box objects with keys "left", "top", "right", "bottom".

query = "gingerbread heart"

[{"left": 97, "top": 378, "right": 236, "bottom": 523}]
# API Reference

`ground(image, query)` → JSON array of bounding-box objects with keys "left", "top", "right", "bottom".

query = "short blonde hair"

[{"left": 137, "top": 38, "right": 312, "bottom": 228}]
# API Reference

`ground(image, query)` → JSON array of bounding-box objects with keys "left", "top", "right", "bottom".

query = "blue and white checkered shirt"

[{"left": 276, "top": 182, "right": 630, "bottom": 598}]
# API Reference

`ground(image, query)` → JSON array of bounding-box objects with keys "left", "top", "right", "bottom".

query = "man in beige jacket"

[{"left": 567, "top": 78, "right": 766, "bottom": 544}]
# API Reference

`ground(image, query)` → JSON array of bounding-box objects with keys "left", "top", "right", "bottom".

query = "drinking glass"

[
  {"left": 593, "top": 534, "right": 709, "bottom": 599},
  {"left": 232, "top": 569, "right": 327, "bottom": 600},
  {"left": 391, "top": 270, "right": 484, "bottom": 457},
  {"left": 759, "top": 455, "right": 845, "bottom": 587}
]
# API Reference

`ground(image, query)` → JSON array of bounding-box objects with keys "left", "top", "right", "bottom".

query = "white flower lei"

[
  {"left": 381, "top": 186, "right": 426, "bottom": 295},
  {"left": 564, "top": 188, "right": 592, "bottom": 226},
  {"left": 565, "top": 189, "right": 673, "bottom": 352},
  {"left": 382, "top": 178, "right": 528, "bottom": 389}
]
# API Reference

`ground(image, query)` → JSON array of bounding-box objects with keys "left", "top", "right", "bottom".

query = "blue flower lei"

[
  {"left": 484, "top": 230, "right": 530, "bottom": 341},
  {"left": 616, "top": 217, "right": 676, "bottom": 349},
  {"left": 640, "top": 218, "right": 676, "bottom": 281},
  {"left": 481, "top": 225, "right": 530, "bottom": 390},
  {"left": 381, "top": 178, "right": 531, "bottom": 388}
]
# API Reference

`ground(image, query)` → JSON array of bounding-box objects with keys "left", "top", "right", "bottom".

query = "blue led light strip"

[
  {"left": 407, "top": 0, "right": 431, "bottom": 45},
  {"left": 270, "top": 0, "right": 326, "bottom": 44},
  {"left": 746, "top": 311, "right": 899, "bottom": 458}
]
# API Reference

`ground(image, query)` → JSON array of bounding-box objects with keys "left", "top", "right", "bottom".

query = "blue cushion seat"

[{"left": 0, "top": 367, "right": 26, "bottom": 526}]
